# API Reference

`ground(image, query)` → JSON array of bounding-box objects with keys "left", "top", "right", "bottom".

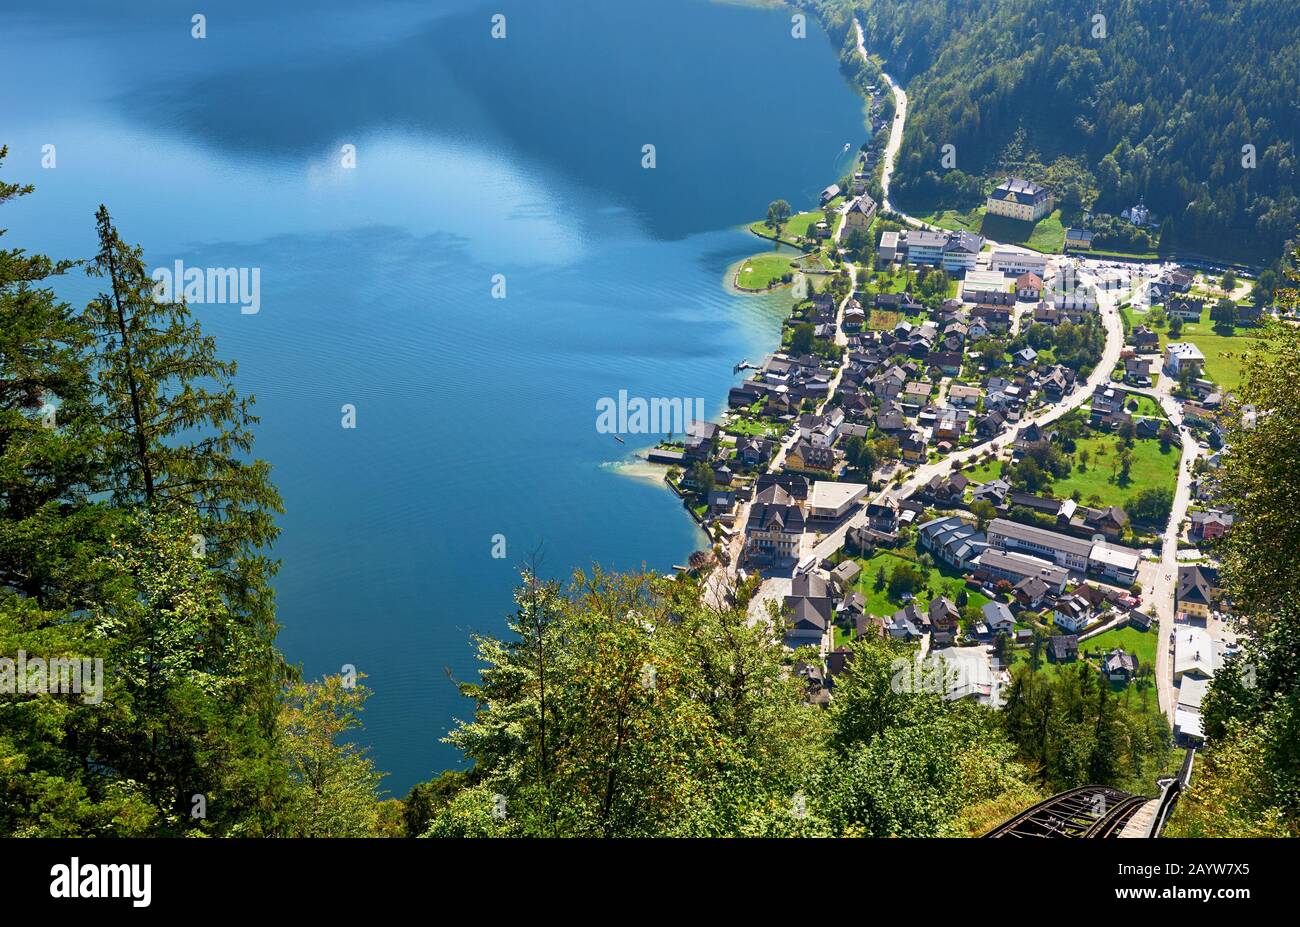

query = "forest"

[{"left": 819, "top": 0, "right": 1300, "bottom": 265}]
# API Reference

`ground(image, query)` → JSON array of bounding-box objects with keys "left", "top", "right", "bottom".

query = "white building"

[
  {"left": 878, "top": 229, "right": 900, "bottom": 263},
  {"left": 1164, "top": 341, "right": 1206, "bottom": 377},
  {"left": 807, "top": 481, "right": 871, "bottom": 521},
  {"left": 1174, "top": 626, "right": 1220, "bottom": 681},
  {"left": 990, "top": 248, "right": 1049, "bottom": 277},
  {"left": 962, "top": 269, "right": 1010, "bottom": 293}
]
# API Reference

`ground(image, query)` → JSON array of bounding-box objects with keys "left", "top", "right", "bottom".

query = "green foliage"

[
  {"left": 0, "top": 154, "right": 382, "bottom": 837},
  {"left": 1182, "top": 260, "right": 1300, "bottom": 835},
  {"left": 279, "top": 675, "right": 385, "bottom": 837},
  {"left": 1128, "top": 486, "right": 1173, "bottom": 525},
  {"left": 1001, "top": 662, "right": 1171, "bottom": 794},
  {"left": 817, "top": 0, "right": 1300, "bottom": 262}
]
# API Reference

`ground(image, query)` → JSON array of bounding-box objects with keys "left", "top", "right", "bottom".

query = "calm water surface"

[{"left": 1, "top": 0, "right": 867, "bottom": 792}]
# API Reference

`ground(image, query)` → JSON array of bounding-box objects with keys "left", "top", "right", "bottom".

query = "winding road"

[{"left": 712, "top": 20, "right": 1206, "bottom": 724}]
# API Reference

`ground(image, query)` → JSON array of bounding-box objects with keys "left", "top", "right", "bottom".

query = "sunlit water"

[{"left": 2, "top": 0, "right": 867, "bottom": 792}]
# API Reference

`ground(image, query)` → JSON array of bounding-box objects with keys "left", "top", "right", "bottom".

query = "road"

[
  {"left": 713, "top": 21, "right": 1204, "bottom": 720},
  {"left": 854, "top": 20, "right": 933, "bottom": 232},
  {"left": 1136, "top": 378, "right": 1206, "bottom": 723},
  {"left": 804, "top": 260, "right": 1125, "bottom": 563}
]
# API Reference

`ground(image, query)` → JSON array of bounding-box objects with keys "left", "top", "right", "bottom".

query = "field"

[
  {"left": 1085, "top": 624, "right": 1158, "bottom": 668},
  {"left": 851, "top": 550, "right": 991, "bottom": 618},
  {"left": 920, "top": 206, "right": 1066, "bottom": 254},
  {"left": 868, "top": 309, "right": 901, "bottom": 330},
  {"left": 749, "top": 209, "right": 825, "bottom": 245},
  {"left": 734, "top": 252, "right": 797, "bottom": 290},
  {"left": 979, "top": 209, "right": 1067, "bottom": 254},
  {"left": 1126, "top": 394, "right": 1165, "bottom": 419},
  {"left": 1157, "top": 308, "right": 1259, "bottom": 392},
  {"left": 1049, "top": 434, "right": 1179, "bottom": 509},
  {"left": 956, "top": 455, "right": 1005, "bottom": 484},
  {"left": 921, "top": 207, "right": 983, "bottom": 234}
]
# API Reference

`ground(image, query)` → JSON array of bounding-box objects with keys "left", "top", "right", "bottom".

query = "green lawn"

[
  {"left": 868, "top": 309, "right": 901, "bottom": 330},
  {"left": 866, "top": 268, "right": 912, "bottom": 295},
  {"left": 749, "top": 209, "right": 826, "bottom": 245},
  {"left": 1050, "top": 435, "right": 1179, "bottom": 510},
  {"left": 1123, "top": 394, "right": 1165, "bottom": 419},
  {"left": 852, "top": 550, "right": 990, "bottom": 618},
  {"left": 734, "top": 252, "right": 797, "bottom": 290},
  {"left": 958, "top": 457, "right": 1005, "bottom": 484},
  {"left": 980, "top": 209, "right": 1067, "bottom": 254},
  {"left": 921, "top": 207, "right": 984, "bottom": 235},
  {"left": 1085, "top": 624, "right": 1158, "bottom": 667},
  {"left": 724, "top": 417, "right": 783, "bottom": 438},
  {"left": 1157, "top": 308, "right": 1259, "bottom": 393},
  {"left": 919, "top": 206, "right": 1066, "bottom": 253}
]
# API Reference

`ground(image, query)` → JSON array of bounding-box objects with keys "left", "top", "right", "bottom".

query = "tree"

[
  {"left": 440, "top": 569, "right": 826, "bottom": 836},
  {"left": 280, "top": 674, "right": 385, "bottom": 837},
  {"left": 687, "top": 460, "right": 714, "bottom": 493},
  {"left": 766, "top": 199, "right": 792, "bottom": 236},
  {"left": 1128, "top": 486, "right": 1174, "bottom": 525},
  {"left": 790, "top": 322, "right": 815, "bottom": 355},
  {"left": 969, "top": 499, "right": 996, "bottom": 531},
  {"left": 1116, "top": 446, "right": 1134, "bottom": 486},
  {"left": 1171, "top": 249, "right": 1300, "bottom": 835},
  {"left": 887, "top": 563, "right": 926, "bottom": 600},
  {"left": 0, "top": 164, "right": 294, "bottom": 837},
  {"left": 84, "top": 207, "right": 284, "bottom": 650}
]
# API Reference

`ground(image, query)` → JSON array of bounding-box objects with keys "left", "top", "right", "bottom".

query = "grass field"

[
  {"left": 851, "top": 550, "right": 991, "bottom": 618},
  {"left": 723, "top": 417, "right": 783, "bottom": 438},
  {"left": 1157, "top": 308, "right": 1259, "bottom": 392},
  {"left": 735, "top": 252, "right": 797, "bottom": 290},
  {"left": 922, "top": 207, "right": 984, "bottom": 234},
  {"left": 749, "top": 209, "right": 825, "bottom": 245},
  {"left": 1050, "top": 434, "right": 1179, "bottom": 509},
  {"left": 920, "top": 206, "right": 1066, "bottom": 254},
  {"left": 958, "top": 456, "right": 1005, "bottom": 484},
  {"left": 1085, "top": 624, "right": 1158, "bottom": 667},
  {"left": 1124, "top": 394, "right": 1165, "bottom": 419},
  {"left": 869, "top": 309, "right": 901, "bottom": 330},
  {"left": 980, "top": 209, "right": 1067, "bottom": 254}
]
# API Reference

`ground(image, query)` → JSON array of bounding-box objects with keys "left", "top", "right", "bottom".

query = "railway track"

[
  {"left": 985, "top": 748, "right": 1196, "bottom": 838},
  {"left": 1084, "top": 794, "right": 1150, "bottom": 838},
  {"left": 984, "top": 785, "right": 1135, "bottom": 838}
]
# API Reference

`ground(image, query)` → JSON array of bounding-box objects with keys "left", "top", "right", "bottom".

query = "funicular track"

[{"left": 984, "top": 786, "right": 1143, "bottom": 838}]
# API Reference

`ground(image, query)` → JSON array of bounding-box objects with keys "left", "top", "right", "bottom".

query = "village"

[{"left": 644, "top": 151, "right": 1268, "bottom": 748}]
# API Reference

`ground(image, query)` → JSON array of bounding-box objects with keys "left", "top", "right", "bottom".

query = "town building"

[
  {"left": 919, "top": 515, "right": 988, "bottom": 570},
  {"left": 844, "top": 194, "right": 878, "bottom": 230},
  {"left": 1063, "top": 227, "right": 1094, "bottom": 250},
  {"left": 1176, "top": 564, "right": 1221, "bottom": 620},
  {"left": 986, "top": 178, "right": 1055, "bottom": 222},
  {"left": 807, "top": 481, "right": 871, "bottom": 521},
  {"left": 989, "top": 248, "right": 1049, "bottom": 277},
  {"left": 1164, "top": 341, "right": 1206, "bottom": 377},
  {"left": 745, "top": 484, "right": 805, "bottom": 564}
]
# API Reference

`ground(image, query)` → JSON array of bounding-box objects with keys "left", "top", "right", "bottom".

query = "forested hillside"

[{"left": 816, "top": 0, "right": 1300, "bottom": 264}]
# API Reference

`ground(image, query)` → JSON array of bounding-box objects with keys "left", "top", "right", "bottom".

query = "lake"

[{"left": 1, "top": 0, "right": 867, "bottom": 793}]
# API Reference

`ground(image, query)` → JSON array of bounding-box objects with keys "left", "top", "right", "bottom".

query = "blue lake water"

[{"left": 2, "top": 0, "right": 867, "bottom": 792}]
